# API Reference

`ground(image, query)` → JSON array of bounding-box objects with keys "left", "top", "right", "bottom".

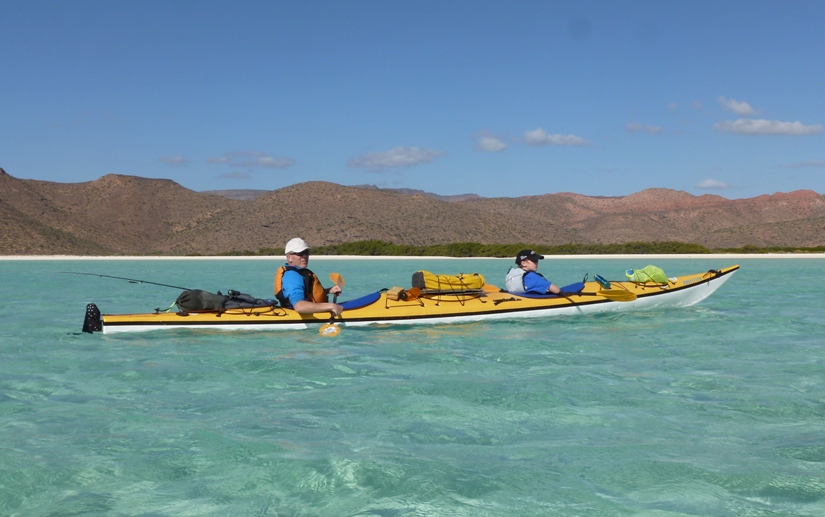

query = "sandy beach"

[{"left": 2, "top": 254, "right": 825, "bottom": 261}]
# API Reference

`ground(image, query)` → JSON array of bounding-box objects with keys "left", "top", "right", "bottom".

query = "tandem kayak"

[{"left": 82, "top": 264, "right": 739, "bottom": 334}]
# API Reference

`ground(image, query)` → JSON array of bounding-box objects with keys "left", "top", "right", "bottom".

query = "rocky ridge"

[{"left": 2, "top": 168, "right": 824, "bottom": 255}]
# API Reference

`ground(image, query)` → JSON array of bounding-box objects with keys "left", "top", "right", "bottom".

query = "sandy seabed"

[{"left": 2, "top": 254, "right": 825, "bottom": 261}]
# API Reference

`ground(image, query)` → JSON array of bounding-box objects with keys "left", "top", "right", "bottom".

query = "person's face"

[
  {"left": 521, "top": 258, "right": 538, "bottom": 272},
  {"left": 287, "top": 250, "right": 310, "bottom": 267}
]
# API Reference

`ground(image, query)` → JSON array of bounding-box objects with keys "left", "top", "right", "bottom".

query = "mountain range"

[{"left": 2, "top": 167, "right": 824, "bottom": 255}]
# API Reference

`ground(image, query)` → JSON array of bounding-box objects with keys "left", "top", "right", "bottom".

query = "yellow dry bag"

[{"left": 411, "top": 271, "right": 485, "bottom": 291}]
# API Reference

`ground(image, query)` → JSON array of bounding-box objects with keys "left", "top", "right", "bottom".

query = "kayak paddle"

[
  {"left": 596, "top": 289, "right": 637, "bottom": 301},
  {"left": 564, "top": 290, "right": 637, "bottom": 302},
  {"left": 319, "top": 272, "right": 345, "bottom": 337}
]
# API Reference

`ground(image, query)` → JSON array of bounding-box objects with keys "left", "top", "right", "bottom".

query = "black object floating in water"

[{"left": 82, "top": 303, "right": 102, "bottom": 333}]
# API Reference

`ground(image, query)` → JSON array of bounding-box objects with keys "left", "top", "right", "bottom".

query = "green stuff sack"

[
  {"left": 625, "top": 265, "right": 668, "bottom": 284},
  {"left": 411, "top": 271, "right": 485, "bottom": 291}
]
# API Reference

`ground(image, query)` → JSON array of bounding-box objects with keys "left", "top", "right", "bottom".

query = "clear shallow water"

[{"left": 1, "top": 258, "right": 824, "bottom": 516}]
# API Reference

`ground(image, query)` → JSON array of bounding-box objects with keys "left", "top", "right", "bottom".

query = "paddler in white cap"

[{"left": 273, "top": 238, "right": 343, "bottom": 315}]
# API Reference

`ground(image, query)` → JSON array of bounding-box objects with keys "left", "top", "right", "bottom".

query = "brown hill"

[{"left": 1, "top": 168, "right": 823, "bottom": 255}]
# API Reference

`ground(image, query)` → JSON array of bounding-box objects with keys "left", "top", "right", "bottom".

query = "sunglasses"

[{"left": 290, "top": 250, "right": 310, "bottom": 257}]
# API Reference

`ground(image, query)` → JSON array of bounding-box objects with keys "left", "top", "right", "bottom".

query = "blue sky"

[{"left": 2, "top": 1, "right": 823, "bottom": 199}]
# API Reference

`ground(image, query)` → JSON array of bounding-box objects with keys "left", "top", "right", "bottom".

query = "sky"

[{"left": 2, "top": 1, "right": 824, "bottom": 199}]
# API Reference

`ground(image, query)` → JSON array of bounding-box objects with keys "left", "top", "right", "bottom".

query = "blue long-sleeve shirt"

[
  {"left": 523, "top": 271, "right": 554, "bottom": 294},
  {"left": 281, "top": 266, "right": 308, "bottom": 307}
]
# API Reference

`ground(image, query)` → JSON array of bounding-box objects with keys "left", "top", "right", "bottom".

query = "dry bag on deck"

[
  {"left": 625, "top": 265, "right": 669, "bottom": 284},
  {"left": 411, "top": 271, "right": 485, "bottom": 291},
  {"left": 176, "top": 289, "right": 227, "bottom": 311},
  {"left": 175, "top": 289, "right": 277, "bottom": 311}
]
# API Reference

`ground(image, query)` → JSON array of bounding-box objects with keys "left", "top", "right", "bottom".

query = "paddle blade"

[
  {"left": 329, "top": 272, "right": 345, "bottom": 288},
  {"left": 599, "top": 289, "right": 637, "bottom": 302},
  {"left": 319, "top": 322, "right": 341, "bottom": 337},
  {"left": 329, "top": 272, "right": 344, "bottom": 304}
]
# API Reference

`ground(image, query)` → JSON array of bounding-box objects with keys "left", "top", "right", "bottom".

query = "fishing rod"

[{"left": 61, "top": 272, "right": 193, "bottom": 291}]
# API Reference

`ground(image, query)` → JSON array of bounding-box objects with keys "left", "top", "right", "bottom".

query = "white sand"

[{"left": 2, "top": 254, "right": 825, "bottom": 261}]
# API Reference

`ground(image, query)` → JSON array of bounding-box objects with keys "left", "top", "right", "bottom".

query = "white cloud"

[
  {"left": 788, "top": 160, "right": 825, "bottom": 169},
  {"left": 718, "top": 96, "right": 759, "bottom": 116},
  {"left": 692, "top": 100, "right": 704, "bottom": 110},
  {"left": 523, "top": 128, "right": 589, "bottom": 146},
  {"left": 696, "top": 179, "right": 730, "bottom": 189},
  {"left": 159, "top": 156, "right": 187, "bottom": 165},
  {"left": 474, "top": 133, "right": 508, "bottom": 152},
  {"left": 666, "top": 102, "right": 678, "bottom": 113},
  {"left": 626, "top": 123, "right": 663, "bottom": 134},
  {"left": 218, "top": 171, "right": 252, "bottom": 179},
  {"left": 714, "top": 119, "right": 825, "bottom": 135},
  {"left": 207, "top": 151, "right": 294, "bottom": 169},
  {"left": 347, "top": 146, "right": 446, "bottom": 170},
  {"left": 255, "top": 156, "right": 295, "bottom": 168}
]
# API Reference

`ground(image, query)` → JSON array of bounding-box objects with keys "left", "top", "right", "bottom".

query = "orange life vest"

[{"left": 273, "top": 265, "right": 327, "bottom": 308}]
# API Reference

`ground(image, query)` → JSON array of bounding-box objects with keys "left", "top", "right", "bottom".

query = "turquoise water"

[{"left": 1, "top": 258, "right": 824, "bottom": 516}]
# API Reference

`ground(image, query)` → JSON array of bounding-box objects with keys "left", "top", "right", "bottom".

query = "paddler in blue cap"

[
  {"left": 505, "top": 249, "right": 561, "bottom": 295},
  {"left": 274, "top": 238, "right": 344, "bottom": 316}
]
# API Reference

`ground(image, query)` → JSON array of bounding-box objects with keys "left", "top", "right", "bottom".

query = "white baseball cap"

[{"left": 285, "top": 237, "right": 310, "bottom": 255}]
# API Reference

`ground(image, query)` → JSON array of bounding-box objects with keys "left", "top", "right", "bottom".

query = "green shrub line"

[{"left": 215, "top": 240, "right": 825, "bottom": 257}]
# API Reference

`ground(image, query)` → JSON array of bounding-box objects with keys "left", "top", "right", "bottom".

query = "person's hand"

[
  {"left": 329, "top": 284, "right": 342, "bottom": 295},
  {"left": 329, "top": 303, "right": 344, "bottom": 317}
]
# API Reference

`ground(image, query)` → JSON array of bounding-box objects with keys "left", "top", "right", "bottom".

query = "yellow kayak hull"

[{"left": 98, "top": 265, "right": 739, "bottom": 334}]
